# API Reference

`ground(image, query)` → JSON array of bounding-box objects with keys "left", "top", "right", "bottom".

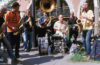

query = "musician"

[
  {"left": 0, "top": 6, "right": 19, "bottom": 64},
  {"left": 80, "top": 2, "right": 94, "bottom": 57},
  {"left": 39, "top": 12, "right": 48, "bottom": 28},
  {"left": 22, "top": 10, "right": 33, "bottom": 52},
  {"left": 53, "top": 15, "right": 69, "bottom": 53},
  {"left": 68, "top": 12, "right": 78, "bottom": 43},
  {"left": 5, "top": 2, "right": 21, "bottom": 58},
  {"left": 53, "top": 15, "right": 68, "bottom": 45},
  {"left": 37, "top": 12, "right": 48, "bottom": 37},
  {"left": 54, "top": 15, "right": 68, "bottom": 37}
]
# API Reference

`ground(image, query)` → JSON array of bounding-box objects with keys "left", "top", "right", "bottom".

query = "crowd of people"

[{"left": 0, "top": 1, "right": 96, "bottom": 64}]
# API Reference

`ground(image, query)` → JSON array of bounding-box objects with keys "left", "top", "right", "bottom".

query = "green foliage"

[
  {"left": 70, "top": 53, "right": 86, "bottom": 62},
  {"left": 70, "top": 48, "right": 100, "bottom": 63},
  {"left": 7, "top": 0, "right": 16, "bottom": 6}
]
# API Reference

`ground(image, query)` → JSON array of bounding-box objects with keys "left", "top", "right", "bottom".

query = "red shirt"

[{"left": 5, "top": 11, "right": 20, "bottom": 32}]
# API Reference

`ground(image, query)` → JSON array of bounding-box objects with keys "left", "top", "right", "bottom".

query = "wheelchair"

[{"left": 51, "top": 34, "right": 68, "bottom": 55}]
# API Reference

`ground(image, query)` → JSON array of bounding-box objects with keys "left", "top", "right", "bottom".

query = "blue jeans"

[
  {"left": 22, "top": 31, "right": 33, "bottom": 50},
  {"left": 82, "top": 30, "right": 92, "bottom": 55}
]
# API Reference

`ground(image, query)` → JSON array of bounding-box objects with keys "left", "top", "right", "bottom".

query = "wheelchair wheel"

[
  {"left": 60, "top": 42, "right": 65, "bottom": 56},
  {"left": 38, "top": 43, "right": 42, "bottom": 55}
]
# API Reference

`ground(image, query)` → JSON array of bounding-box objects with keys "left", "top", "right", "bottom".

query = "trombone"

[{"left": 13, "top": 14, "right": 25, "bottom": 35}]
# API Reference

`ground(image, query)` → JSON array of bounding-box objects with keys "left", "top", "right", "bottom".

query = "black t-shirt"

[
  {"left": 23, "top": 16, "right": 33, "bottom": 32},
  {"left": 68, "top": 16, "right": 77, "bottom": 25},
  {"left": 0, "top": 17, "right": 4, "bottom": 27}
]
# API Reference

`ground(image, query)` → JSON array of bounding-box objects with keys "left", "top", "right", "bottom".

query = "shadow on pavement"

[{"left": 21, "top": 53, "right": 64, "bottom": 65}]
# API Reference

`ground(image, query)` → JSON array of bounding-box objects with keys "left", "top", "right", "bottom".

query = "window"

[{"left": 35, "top": 0, "right": 70, "bottom": 18}]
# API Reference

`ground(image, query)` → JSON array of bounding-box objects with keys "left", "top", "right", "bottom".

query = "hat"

[{"left": 12, "top": 2, "right": 20, "bottom": 7}]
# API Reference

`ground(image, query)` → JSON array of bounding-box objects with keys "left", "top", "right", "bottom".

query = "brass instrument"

[
  {"left": 0, "top": 22, "right": 6, "bottom": 39},
  {"left": 39, "top": 0, "right": 55, "bottom": 28},
  {"left": 40, "top": 16, "right": 55, "bottom": 28},
  {"left": 13, "top": 15, "right": 25, "bottom": 35},
  {"left": 40, "top": 0, "right": 55, "bottom": 12},
  {"left": 76, "top": 19, "right": 83, "bottom": 33},
  {"left": 76, "top": 6, "right": 83, "bottom": 33},
  {"left": 27, "top": 16, "right": 32, "bottom": 28}
]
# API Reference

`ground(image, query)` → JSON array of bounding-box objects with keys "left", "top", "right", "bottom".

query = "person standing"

[
  {"left": 5, "top": 2, "right": 21, "bottom": 58},
  {"left": 37, "top": 12, "right": 49, "bottom": 37},
  {"left": 68, "top": 12, "right": 78, "bottom": 43},
  {"left": 22, "top": 10, "right": 33, "bottom": 52},
  {"left": 80, "top": 2, "right": 94, "bottom": 58},
  {"left": 0, "top": 5, "right": 20, "bottom": 64}
]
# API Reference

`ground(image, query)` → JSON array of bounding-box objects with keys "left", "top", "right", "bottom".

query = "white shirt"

[
  {"left": 81, "top": 10, "right": 94, "bottom": 30},
  {"left": 53, "top": 21, "right": 68, "bottom": 37}
]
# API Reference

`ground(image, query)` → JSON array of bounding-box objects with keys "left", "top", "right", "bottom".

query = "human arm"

[
  {"left": 80, "top": 10, "right": 94, "bottom": 22},
  {"left": 5, "top": 12, "right": 18, "bottom": 32}
]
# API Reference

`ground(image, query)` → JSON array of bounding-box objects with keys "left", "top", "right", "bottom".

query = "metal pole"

[
  {"left": 94, "top": 0, "right": 99, "bottom": 35},
  {"left": 32, "top": 0, "right": 37, "bottom": 47},
  {"left": 32, "top": 0, "right": 35, "bottom": 19}
]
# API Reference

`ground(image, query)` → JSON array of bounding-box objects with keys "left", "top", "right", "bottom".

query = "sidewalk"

[{"left": 55, "top": 55, "right": 100, "bottom": 65}]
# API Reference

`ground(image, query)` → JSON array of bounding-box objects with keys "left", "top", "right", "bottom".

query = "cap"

[{"left": 12, "top": 2, "right": 20, "bottom": 7}]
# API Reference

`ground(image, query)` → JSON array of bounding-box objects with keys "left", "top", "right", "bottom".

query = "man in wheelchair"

[{"left": 53, "top": 15, "right": 69, "bottom": 53}]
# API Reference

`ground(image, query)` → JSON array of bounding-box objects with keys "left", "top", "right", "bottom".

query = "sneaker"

[
  {"left": 24, "top": 49, "right": 28, "bottom": 52},
  {"left": 0, "top": 57, "right": 4, "bottom": 62},
  {"left": 24, "top": 49, "right": 31, "bottom": 52}
]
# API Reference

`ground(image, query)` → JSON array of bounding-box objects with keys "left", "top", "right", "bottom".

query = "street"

[{"left": 0, "top": 45, "right": 100, "bottom": 65}]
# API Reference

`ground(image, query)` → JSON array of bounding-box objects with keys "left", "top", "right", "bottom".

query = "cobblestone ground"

[
  {"left": 0, "top": 34, "right": 100, "bottom": 65},
  {"left": 0, "top": 48, "right": 100, "bottom": 65}
]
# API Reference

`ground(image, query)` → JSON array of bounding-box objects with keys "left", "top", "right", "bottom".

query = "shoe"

[
  {"left": 24, "top": 49, "right": 28, "bottom": 52},
  {"left": 83, "top": 53, "right": 87, "bottom": 56},
  {"left": 86, "top": 56, "right": 90, "bottom": 60},
  {"left": 11, "top": 58, "right": 21, "bottom": 65},
  {"left": 24, "top": 49, "right": 31, "bottom": 52},
  {"left": 27, "top": 48, "right": 31, "bottom": 52},
  {"left": 16, "top": 55, "right": 20, "bottom": 59}
]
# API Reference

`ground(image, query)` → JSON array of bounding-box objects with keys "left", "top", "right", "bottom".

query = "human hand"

[
  {"left": 12, "top": 27, "right": 19, "bottom": 32},
  {"left": 80, "top": 16, "right": 87, "bottom": 19}
]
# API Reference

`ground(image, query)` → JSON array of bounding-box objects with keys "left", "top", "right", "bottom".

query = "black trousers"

[
  {"left": 69, "top": 27, "right": 78, "bottom": 41},
  {"left": 0, "top": 33, "right": 15, "bottom": 60},
  {"left": 7, "top": 32, "right": 20, "bottom": 58}
]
